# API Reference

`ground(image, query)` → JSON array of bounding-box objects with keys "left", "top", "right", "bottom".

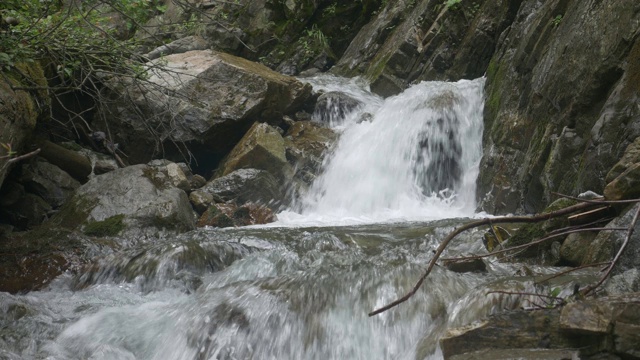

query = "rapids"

[{"left": 0, "top": 76, "right": 585, "bottom": 360}]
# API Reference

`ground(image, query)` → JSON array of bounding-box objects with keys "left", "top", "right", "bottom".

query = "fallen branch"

[
  {"left": 582, "top": 204, "right": 640, "bottom": 296},
  {"left": 368, "top": 201, "right": 597, "bottom": 316},
  {"left": 534, "top": 262, "right": 611, "bottom": 285},
  {"left": 3, "top": 148, "right": 41, "bottom": 164},
  {"left": 441, "top": 226, "right": 627, "bottom": 262}
]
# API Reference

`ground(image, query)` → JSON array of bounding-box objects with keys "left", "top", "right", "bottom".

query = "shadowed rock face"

[{"left": 476, "top": 0, "right": 640, "bottom": 214}]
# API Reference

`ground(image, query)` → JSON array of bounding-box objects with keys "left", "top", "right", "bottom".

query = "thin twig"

[
  {"left": 441, "top": 226, "right": 628, "bottom": 262},
  {"left": 535, "top": 262, "right": 611, "bottom": 285},
  {"left": 5, "top": 148, "right": 41, "bottom": 164},
  {"left": 552, "top": 192, "right": 640, "bottom": 204},
  {"left": 368, "top": 201, "right": 597, "bottom": 316},
  {"left": 582, "top": 205, "right": 640, "bottom": 296}
]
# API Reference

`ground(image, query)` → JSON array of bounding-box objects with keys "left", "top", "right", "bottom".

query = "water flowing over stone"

[
  {"left": 0, "top": 76, "right": 593, "bottom": 360},
  {"left": 284, "top": 76, "right": 485, "bottom": 224}
]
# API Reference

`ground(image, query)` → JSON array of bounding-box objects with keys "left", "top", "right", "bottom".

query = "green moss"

[
  {"left": 509, "top": 223, "right": 545, "bottom": 246},
  {"left": 83, "top": 214, "right": 125, "bottom": 237},
  {"left": 543, "top": 198, "right": 578, "bottom": 213},
  {"left": 485, "top": 57, "right": 506, "bottom": 121},
  {"left": 49, "top": 195, "right": 96, "bottom": 230}
]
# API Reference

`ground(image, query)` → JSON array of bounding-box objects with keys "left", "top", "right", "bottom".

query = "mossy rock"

[{"left": 83, "top": 214, "right": 126, "bottom": 237}]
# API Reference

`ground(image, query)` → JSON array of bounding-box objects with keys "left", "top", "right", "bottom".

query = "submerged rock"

[
  {"left": 313, "top": 91, "right": 362, "bottom": 125},
  {"left": 443, "top": 293, "right": 640, "bottom": 359}
]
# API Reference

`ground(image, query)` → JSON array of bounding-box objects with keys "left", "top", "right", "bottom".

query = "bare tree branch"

[{"left": 368, "top": 201, "right": 598, "bottom": 316}]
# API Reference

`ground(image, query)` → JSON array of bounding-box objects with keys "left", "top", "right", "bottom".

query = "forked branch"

[{"left": 368, "top": 198, "right": 640, "bottom": 317}]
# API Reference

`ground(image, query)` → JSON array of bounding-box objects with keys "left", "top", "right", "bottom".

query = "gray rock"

[
  {"left": 334, "top": 0, "right": 518, "bottom": 96},
  {"left": 604, "top": 162, "right": 640, "bottom": 200},
  {"left": 314, "top": 91, "right": 362, "bottom": 125},
  {"left": 189, "top": 191, "right": 214, "bottom": 214},
  {"left": 95, "top": 50, "right": 311, "bottom": 165},
  {"left": 584, "top": 203, "right": 640, "bottom": 274},
  {"left": 19, "top": 159, "right": 80, "bottom": 208},
  {"left": 218, "top": 122, "right": 292, "bottom": 183},
  {"left": 145, "top": 35, "right": 209, "bottom": 60},
  {"left": 560, "top": 231, "right": 598, "bottom": 266},
  {"left": 604, "top": 269, "right": 640, "bottom": 296},
  {"left": 284, "top": 121, "right": 338, "bottom": 197},
  {"left": 606, "top": 137, "right": 640, "bottom": 184},
  {"left": 200, "top": 168, "right": 283, "bottom": 209},
  {"left": 476, "top": 0, "right": 640, "bottom": 214},
  {"left": 49, "top": 164, "right": 196, "bottom": 237}
]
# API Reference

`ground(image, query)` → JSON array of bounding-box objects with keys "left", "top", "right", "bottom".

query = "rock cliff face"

[
  {"left": 333, "top": 0, "right": 640, "bottom": 214},
  {"left": 477, "top": 0, "right": 640, "bottom": 214}
]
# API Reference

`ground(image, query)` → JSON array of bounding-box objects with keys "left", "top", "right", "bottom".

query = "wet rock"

[
  {"left": 441, "top": 309, "right": 599, "bottom": 359},
  {"left": 444, "top": 258, "right": 487, "bottom": 273},
  {"left": 559, "top": 293, "right": 640, "bottom": 360},
  {"left": 218, "top": 122, "right": 293, "bottom": 183},
  {"left": 334, "top": 0, "right": 519, "bottom": 96},
  {"left": 94, "top": 50, "right": 311, "bottom": 166},
  {"left": 313, "top": 91, "right": 362, "bottom": 124},
  {"left": 0, "top": 252, "right": 68, "bottom": 294},
  {"left": 448, "top": 348, "right": 580, "bottom": 360},
  {"left": 482, "top": 225, "right": 510, "bottom": 252},
  {"left": 19, "top": 159, "right": 80, "bottom": 208},
  {"left": 196, "top": 202, "right": 275, "bottom": 228},
  {"left": 560, "top": 231, "right": 598, "bottom": 266},
  {"left": 604, "top": 162, "right": 640, "bottom": 201},
  {"left": 284, "top": 121, "right": 338, "bottom": 195},
  {"left": 49, "top": 164, "right": 196, "bottom": 237},
  {"left": 584, "top": 203, "right": 640, "bottom": 274},
  {"left": 73, "top": 238, "right": 252, "bottom": 293},
  {"left": 606, "top": 137, "right": 640, "bottom": 184},
  {"left": 477, "top": 0, "right": 640, "bottom": 214},
  {"left": 198, "top": 168, "right": 282, "bottom": 209}
]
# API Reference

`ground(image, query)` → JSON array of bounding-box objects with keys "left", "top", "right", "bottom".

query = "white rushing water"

[
  {"left": 2, "top": 76, "right": 587, "bottom": 360},
  {"left": 278, "top": 75, "right": 485, "bottom": 226}
]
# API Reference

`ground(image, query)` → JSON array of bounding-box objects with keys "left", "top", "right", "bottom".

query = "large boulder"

[
  {"left": 49, "top": 163, "right": 196, "bottom": 237},
  {"left": 476, "top": 0, "right": 640, "bottom": 214},
  {"left": 94, "top": 50, "right": 311, "bottom": 168}
]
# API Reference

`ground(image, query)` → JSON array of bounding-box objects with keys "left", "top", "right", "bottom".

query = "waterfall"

[
  {"left": 1, "top": 76, "right": 527, "bottom": 360},
  {"left": 280, "top": 76, "right": 485, "bottom": 225}
]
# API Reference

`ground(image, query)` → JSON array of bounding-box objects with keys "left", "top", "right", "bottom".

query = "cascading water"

[
  {"left": 280, "top": 75, "right": 485, "bottom": 225},
  {"left": 0, "top": 76, "right": 588, "bottom": 360}
]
